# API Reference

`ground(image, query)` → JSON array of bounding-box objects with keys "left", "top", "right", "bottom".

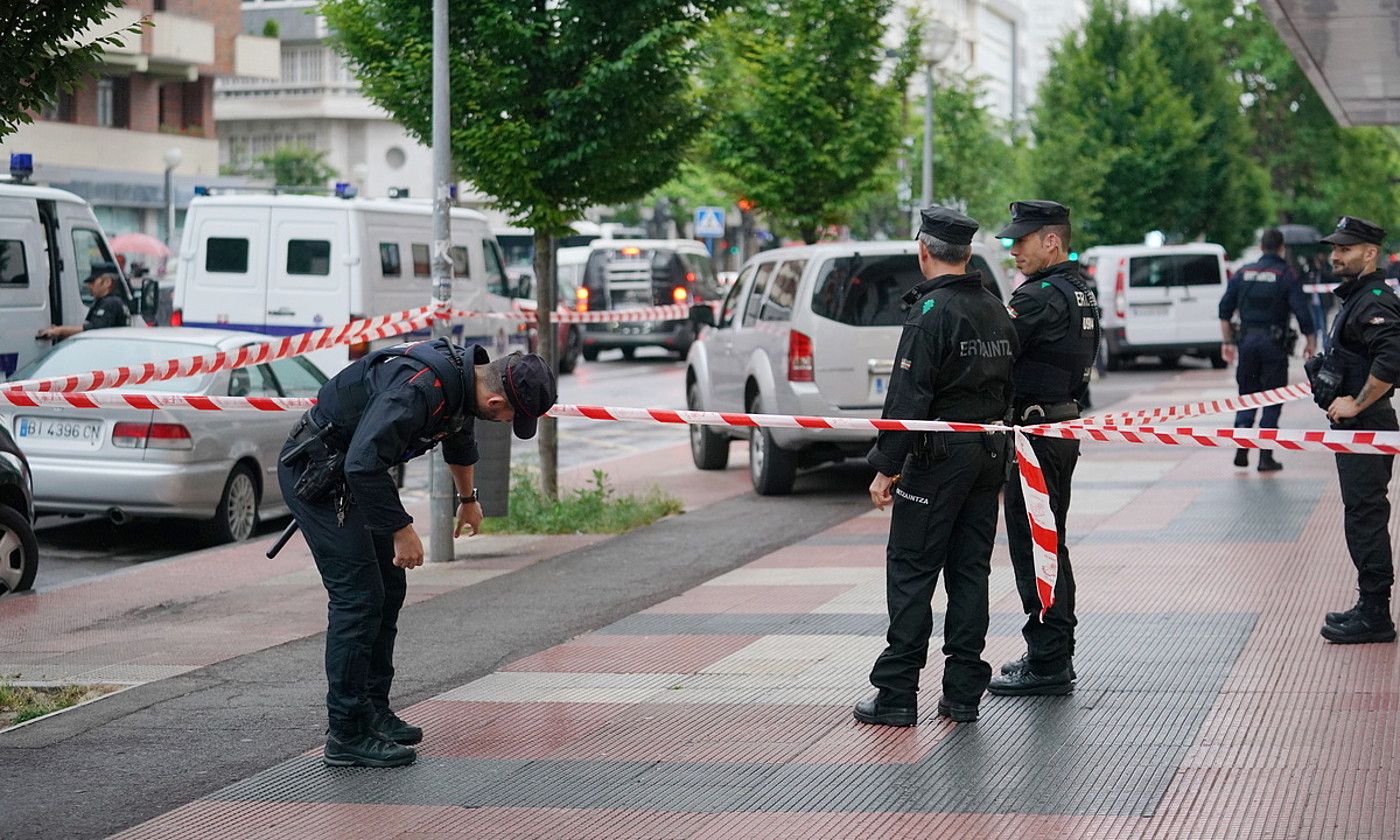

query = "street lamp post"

[
  {"left": 162, "top": 147, "right": 182, "bottom": 249},
  {"left": 915, "top": 19, "right": 958, "bottom": 236}
]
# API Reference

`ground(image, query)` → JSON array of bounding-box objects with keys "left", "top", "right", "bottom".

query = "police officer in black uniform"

[
  {"left": 1308, "top": 216, "right": 1400, "bottom": 645},
  {"left": 985, "top": 200, "right": 1098, "bottom": 697},
  {"left": 854, "top": 207, "right": 1017, "bottom": 727},
  {"left": 1218, "top": 228, "right": 1316, "bottom": 472},
  {"left": 278, "top": 340, "right": 556, "bottom": 766},
  {"left": 36, "top": 264, "right": 130, "bottom": 340}
]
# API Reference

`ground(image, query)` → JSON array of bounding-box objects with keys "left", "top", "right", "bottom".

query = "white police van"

[
  {"left": 173, "top": 189, "right": 530, "bottom": 373},
  {"left": 0, "top": 154, "right": 155, "bottom": 380}
]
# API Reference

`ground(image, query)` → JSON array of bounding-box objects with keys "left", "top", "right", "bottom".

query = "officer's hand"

[
  {"left": 869, "top": 473, "right": 897, "bottom": 511},
  {"left": 454, "top": 501, "right": 483, "bottom": 537},
  {"left": 1304, "top": 336, "right": 1318, "bottom": 360},
  {"left": 1328, "top": 396, "right": 1362, "bottom": 423},
  {"left": 392, "top": 525, "right": 425, "bottom": 569},
  {"left": 1221, "top": 343, "right": 1237, "bottom": 365}
]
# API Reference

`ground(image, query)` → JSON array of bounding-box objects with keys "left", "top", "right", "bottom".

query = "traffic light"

[{"left": 737, "top": 197, "right": 754, "bottom": 213}]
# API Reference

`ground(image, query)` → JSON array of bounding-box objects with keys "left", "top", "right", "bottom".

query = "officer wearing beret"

[
  {"left": 35, "top": 264, "right": 130, "bottom": 341},
  {"left": 1218, "top": 228, "right": 1316, "bottom": 472},
  {"left": 1309, "top": 216, "right": 1400, "bottom": 644},
  {"left": 855, "top": 207, "right": 1017, "bottom": 727},
  {"left": 986, "top": 200, "right": 1099, "bottom": 697},
  {"left": 279, "top": 341, "right": 557, "bottom": 766}
]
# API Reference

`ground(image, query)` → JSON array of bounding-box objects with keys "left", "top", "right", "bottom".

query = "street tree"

[
  {"left": 257, "top": 145, "right": 338, "bottom": 190},
  {"left": 324, "top": 0, "right": 727, "bottom": 498},
  {"left": 1, "top": 2, "right": 140, "bottom": 139},
  {"left": 702, "top": 0, "right": 916, "bottom": 244}
]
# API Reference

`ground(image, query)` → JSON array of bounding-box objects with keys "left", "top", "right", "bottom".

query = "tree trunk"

[{"left": 532, "top": 230, "right": 559, "bottom": 500}]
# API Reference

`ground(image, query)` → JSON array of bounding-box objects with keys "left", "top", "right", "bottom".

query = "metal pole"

[
  {"left": 428, "top": 0, "right": 454, "bottom": 563},
  {"left": 163, "top": 165, "right": 174, "bottom": 248},
  {"left": 921, "top": 60, "right": 934, "bottom": 210}
]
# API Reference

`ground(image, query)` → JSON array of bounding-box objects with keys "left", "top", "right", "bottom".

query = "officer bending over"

[
  {"left": 36, "top": 264, "right": 130, "bottom": 340},
  {"left": 855, "top": 207, "right": 1017, "bottom": 727},
  {"left": 1307, "top": 217, "right": 1400, "bottom": 645},
  {"left": 1218, "top": 228, "right": 1315, "bottom": 472},
  {"left": 279, "top": 340, "right": 556, "bottom": 766},
  {"left": 987, "top": 200, "right": 1099, "bottom": 698}
]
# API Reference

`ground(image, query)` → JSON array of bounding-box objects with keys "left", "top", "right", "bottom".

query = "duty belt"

[
  {"left": 1238, "top": 324, "right": 1286, "bottom": 342},
  {"left": 1011, "top": 401, "right": 1079, "bottom": 424}
]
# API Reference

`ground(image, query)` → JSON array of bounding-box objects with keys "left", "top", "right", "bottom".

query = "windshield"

[
  {"left": 15, "top": 338, "right": 214, "bottom": 394},
  {"left": 810, "top": 253, "right": 923, "bottom": 326},
  {"left": 1129, "top": 253, "right": 1222, "bottom": 288}
]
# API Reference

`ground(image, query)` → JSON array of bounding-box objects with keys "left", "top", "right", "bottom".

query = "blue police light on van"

[
  {"left": 9, "top": 153, "right": 33, "bottom": 183},
  {"left": 334, "top": 182, "right": 358, "bottom": 199}
]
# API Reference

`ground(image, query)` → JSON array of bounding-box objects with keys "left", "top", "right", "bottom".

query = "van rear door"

[
  {"left": 805, "top": 251, "right": 921, "bottom": 410},
  {"left": 0, "top": 199, "right": 50, "bottom": 378},
  {"left": 265, "top": 209, "right": 350, "bottom": 335},
  {"left": 1123, "top": 253, "right": 1177, "bottom": 347},
  {"left": 1167, "top": 251, "right": 1226, "bottom": 344},
  {"left": 184, "top": 207, "right": 269, "bottom": 331}
]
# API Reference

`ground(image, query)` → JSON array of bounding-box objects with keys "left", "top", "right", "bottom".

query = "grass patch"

[
  {"left": 479, "top": 469, "right": 683, "bottom": 535},
  {"left": 0, "top": 681, "right": 123, "bottom": 728}
]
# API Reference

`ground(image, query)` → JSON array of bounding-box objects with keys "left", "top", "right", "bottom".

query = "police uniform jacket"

[
  {"left": 1218, "top": 253, "right": 1314, "bottom": 333},
  {"left": 1332, "top": 271, "right": 1400, "bottom": 395},
  {"left": 1007, "top": 260, "right": 1099, "bottom": 408},
  {"left": 84, "top": 294, "right": 130, "bottom": 331},
  {"left": 868, "top": 272, "right": 1017, "bottom": 476},
  {"left": 312, "top": 340, "right": 483, "bottom": 532}
]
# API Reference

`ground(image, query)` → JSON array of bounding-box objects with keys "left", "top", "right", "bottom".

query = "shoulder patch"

[
  {"left": 1371, "top": 316, "right": 1388, "bottom": 325},
  {"left": 1041, "top": 281, "right": 1052, "bottom": 288},
  {"left": 922, "top": 299, "right": 936, "bottom": 314},
  {"left": 1374, "top": 289, "right": 1385, "bottom": 296},
  {"left": 1007, "top": 306, "right": 1018, "bottom": 319}
]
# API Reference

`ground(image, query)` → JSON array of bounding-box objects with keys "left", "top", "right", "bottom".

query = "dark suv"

[
  {"left": 578, "top": 240, "right": 723, "bottom": 360},
  {"left": 0, "top": 423, "right": 37, "bottom": 596}
]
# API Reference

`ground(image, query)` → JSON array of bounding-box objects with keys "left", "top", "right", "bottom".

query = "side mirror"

[
  {"left": 689, "top": 304, "right": 716, "bottom": 328},
  {"left": 140, "top": 278, "right": 160, "bottom": 322}
]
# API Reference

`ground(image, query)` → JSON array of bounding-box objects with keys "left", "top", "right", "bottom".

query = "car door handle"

[{"left": 267, "top": 307, "right": 295, "bottom": 316}]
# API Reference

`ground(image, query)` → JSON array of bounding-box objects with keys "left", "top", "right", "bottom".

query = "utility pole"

[{"left": 428, "top": 0, "right": 454, "bottom": 563}]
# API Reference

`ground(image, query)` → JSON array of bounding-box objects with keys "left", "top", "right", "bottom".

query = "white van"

[
  {"left": 174, "top": 194, "right": 531, "bottom": 374},
  {"left": 0, "top": 181, "right": 153, "bottom": 380},
  {"left": 1082, "top": 243, "right": 1228, "bottom": 370}
]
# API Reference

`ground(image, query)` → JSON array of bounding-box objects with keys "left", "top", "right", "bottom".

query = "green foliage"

[
  {"left": 480, "top": 469, "right": 683, "bottom": 535},
  {"left": 0, "top": 2, "right": 141, "bottom": 138},
  {"left": 702, "top": 0, "right": 915, "bottom": 243},
  {"left": 0, "top": 682, "right": 120, "bottom": 727},
  {"left": 261, "top": 18, "right": 280, "bottom": 39},
  {"left": 923, "top": 74, "right": 1029, "bottom": 230},
  {"left": 256, "top": 144, "right": 338, "bottom": 189}
]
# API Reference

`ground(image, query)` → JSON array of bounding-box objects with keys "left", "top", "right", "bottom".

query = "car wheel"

[
  {"left": 206, "top": 464, "right": 259, "bottom": 544},
  {"left": 688, "top": 383, "right": 730, "bottom": 470},
  {"left": 748, "top": 395, "right": 796, "bottom": 496},
  {"left": 1209, "top": 348, "right": 1228, "bottom": 369},
  {"left": 559, "top": 327, "right": 582, "bottom": 374},
  {"left": 0, "top": 505, "right": 38, "bottom": 595},
  {"left": 621, "top": 347, "right": 636, "bottom": 361},
  {"left": 582, "top": 346, "right": 600, "bottom": 362},
  {"left": 1159, "top": 353, "right": 1181, "bottom": 369}
]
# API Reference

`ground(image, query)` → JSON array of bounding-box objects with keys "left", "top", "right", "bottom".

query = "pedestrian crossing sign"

[{"left": 694, "top": 206, "right": 726, "bottom": 238}]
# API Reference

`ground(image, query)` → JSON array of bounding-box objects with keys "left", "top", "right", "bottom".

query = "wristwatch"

[{"left": 457, "top": 488, "right": 479, "bottom": 505}]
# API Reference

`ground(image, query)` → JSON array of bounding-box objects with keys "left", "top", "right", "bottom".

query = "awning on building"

[{"left": 1260, "top": 0, "right": 1400, "bottom": 126}]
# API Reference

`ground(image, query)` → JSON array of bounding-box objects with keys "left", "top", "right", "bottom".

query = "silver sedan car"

[{"left": 3, "top": 327, "right": 326, "bottom": 543}]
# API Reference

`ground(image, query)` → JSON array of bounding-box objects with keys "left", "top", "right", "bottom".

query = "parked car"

[
  {"left": 4, "top": 327, "right": 327, "bottom": 543},
  {"left": 0, "top": 420, "right": 37, "bottom": 596},
  {"left": 685, "top": 240, "right": 1009, "bottom": 495},
  {"left": 1082, "top": 243, "right": 1229, "bottom": 370},
  {"left": 578, "top": 239, "right": 724, "bottom": 360}
]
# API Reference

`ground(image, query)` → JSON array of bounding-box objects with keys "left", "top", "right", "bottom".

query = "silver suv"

[{"left": 686, "top": 241, "right": 1010, "bottom": 495}]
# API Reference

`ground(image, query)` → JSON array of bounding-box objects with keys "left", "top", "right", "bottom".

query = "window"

[
  {"left": 719, "top": 266, "right": 753, "bottom": 328},
  {"left": 206, "top": 238, "right": 249, "bottom": 273},
  {"left": 483, "top": 241, "right": 511, "bottom": 296},
  {"left": 72, "top": 229, "right": 118, "bottom": 305},
  {"left": 743, "top": 262, "right": 777, "bottom": 326},
  {"left": 968, "top": 255, "right": 1001, "bottom": 300},
  {"left": 761, "top": 260, "right": 805, "bottom": 321},
  {"left": 811, "top": 253, "right": 925, "bottom": 327},
  {"left": 1129, "top": 253, "right": 1222, "bottom": 288},
  {"left": 96, "top": 78, "right": 114, "bottom": 127},
  {"left": 95, "top": 77, "right": 129, "bottom": 128},
  {"left": 451, "top": 245, "right": 469, "bottom": 277},
  {"left": 266, "top": 357, "right": 326, "bottom": 397},
  {"left": 379, "top": 243, "right": 401, "bottom": 277},
  {"left": 412, "top": 243, "right": 430, "bottom": 276},
  {"left": 287, "top": 239, "right": 331, "bottom": 276},
  {"left": 0, "top": 240, "right": 29, "bottom": 287},
  {"left": 227, "top": 364, "right": 280, "bottom": 398},
  {"left": 41, "top": 92, "right": 74, "bottom": 122}
]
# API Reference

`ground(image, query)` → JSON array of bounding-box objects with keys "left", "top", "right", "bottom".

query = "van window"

[
  {"left": 412, "top": 244, "right": 430, "bottom": 277},
  {"left": 72, "top": 228, "right": 117, "bottom": 304},
  {"left": 0, "top": 240, "right": 28, "bottom": 287},
  {"left": 483, "top": 241, "right": 509, "bottom": 295},
  {"left": 1129, "top": 253, "right": 1221, "bottom": 288},
  {"left": 811, "top": 253, "right": 923, "bottom": 327},
  {"left": 743, "top": 262, "right": 776, "bottom": 326},
  {"left": 206, "top": 238, "right": 249, "bottom": 274},
  {"left": 287, "top": 239, "right": 331, "bottom": 276},
  {"left": 761, "top": 260, "right": 805, "bottom": 321},
  {"left": 379, "top": 243, "right": 401, "bottom": 277},
  {"left": 720, "top": 265, "right": 754, "bottom": 328},
  {"left": 267, "top": 356, "right": 326, "bottom": 397}
]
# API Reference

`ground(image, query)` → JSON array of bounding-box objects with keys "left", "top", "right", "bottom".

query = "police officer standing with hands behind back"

[
  {"left": 1307, "top": 216, "right": 1400, "bottom": 645},
  {"left": 854, "top": 207, "right": 1017, "bottom": 727},
  {"left": 279, "top": 339, "right": 556, "bottom": 767},
  {"left": 1218, "top": 228, "right": 1316, "bottom": 472},
  {"left": 986, "top": 200, "right": 1099, "bottom": 698}
]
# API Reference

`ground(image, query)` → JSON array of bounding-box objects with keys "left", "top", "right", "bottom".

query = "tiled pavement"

[{"left": 113, "top": 370, "right": 1400, "bottom": 839}]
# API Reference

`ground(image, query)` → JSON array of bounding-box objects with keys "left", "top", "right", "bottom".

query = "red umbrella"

[{"left": 107, "top": 232, "right": 171, "bottom": 258}]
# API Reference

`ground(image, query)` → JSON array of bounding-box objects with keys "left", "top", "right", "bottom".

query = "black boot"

[
  {"left": 323, "top": 728, "right": 417, "bottom": 768},
  {"left": 853, "top": 694, "right": 916, "bottom": 727},
  {"left": 1000, "top": 653, "right": 1076, "bottom": 681},
  {"left": 936, "top": 694, "right": 979, "bottom": 723},
  {"left": 1257, "top": 450, "right": 1282, "bottom": 472},
  {"left": 370, "top": 707, "right": 424, "bottom": 745},
  {"left": 988, "top": 665, "right": 1075, "bottom": 696},
  {"left": 1326, "top": 592, "right": 1365, "bottom": 627},
  {"left": 1321, "top": 593, "right": 1397, "bottom": 645},
  {"left": 1234, "top": 450, "right": 1249, "bottom": 468}
]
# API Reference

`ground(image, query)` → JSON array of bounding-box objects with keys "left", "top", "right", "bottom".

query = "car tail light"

[
  {"left": 788, "top": 329, "right": 814, "bottom": 382},
  {"left": 1114, "top": 259, "right": 1127, "bottom": 320},
  {"left": 170, "top": 309, "right": 183, "bottom": 327},
  {"left": 113, "top": 421, "right": 193, "bottom": 450},
  {"left": 672, "top": 286, "right": 688, "bottom": 303},
  {"left": 576, "top": 286, "right": 589, "bottom": 313}
]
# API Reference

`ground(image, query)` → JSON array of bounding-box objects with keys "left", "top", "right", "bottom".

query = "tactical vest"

[
  {"left": 1237, "top": 263, "right": 1285, "bottom": 327},
  {"left": 1325, "top": 287, "right": 1379, "bottom": 401},
  {"left": 1012, "top": 270, "right": 1101, "bottom": 404},
  {"left": 313, "top": 338, "right": 469, "bottom": 462}
]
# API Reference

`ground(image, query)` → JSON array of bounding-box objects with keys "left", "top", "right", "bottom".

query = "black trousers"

[
  {"left": 1335, "top": 402, "right": 1398, "bottom": 596},
  {"left": 1004, "top": 433, "right": 1080, "bottom": 673},
  {"left": 869, "top": 434, "right": 1003, "bottom": 706},
  {"left": 1234, "top": 335, "right": 1289, "bottom": 429},
  {"left": 278, "top": 444, "right": 406, "bottom": 736}
]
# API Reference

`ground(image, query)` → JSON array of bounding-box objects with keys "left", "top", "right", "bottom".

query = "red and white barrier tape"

[
  {"left": 1013, "top": 430, "right": 1058, "bottom": 617},
  {"left": 1027, "top": 421, "right": 1400, "bottom": 454},
  {"left": 0, "top": 389, "right": 316, "bottom": 412},
  {"left": 437, "top": 303, "right": 707, "bottom": 325},
  {"left": 547, "top": 403, "right": 1010, "bottom": 434},
  {"left": 1074, "top": 381, "right": 1313, "bottom": 426}
]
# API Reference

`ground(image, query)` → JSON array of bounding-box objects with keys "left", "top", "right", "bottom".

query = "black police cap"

[
  {"left": 502, "top": 352, "right": 557, "bottom": 440},
  {"left": 917, "top": 206, "right": 978, "bottom": 246},
  {"left": 995, "top": 200, "right": 1070, "bottom": 240},
  {"left": 1320, "top": 215, "right": 1386, "bottom": 246},
  {"left": 84, "top": 261, "right": 120, "bottom": 283}
]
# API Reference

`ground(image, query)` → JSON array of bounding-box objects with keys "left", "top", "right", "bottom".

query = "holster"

[{"left": 281, "top": 412, "right": 345, "bottom": 504}]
